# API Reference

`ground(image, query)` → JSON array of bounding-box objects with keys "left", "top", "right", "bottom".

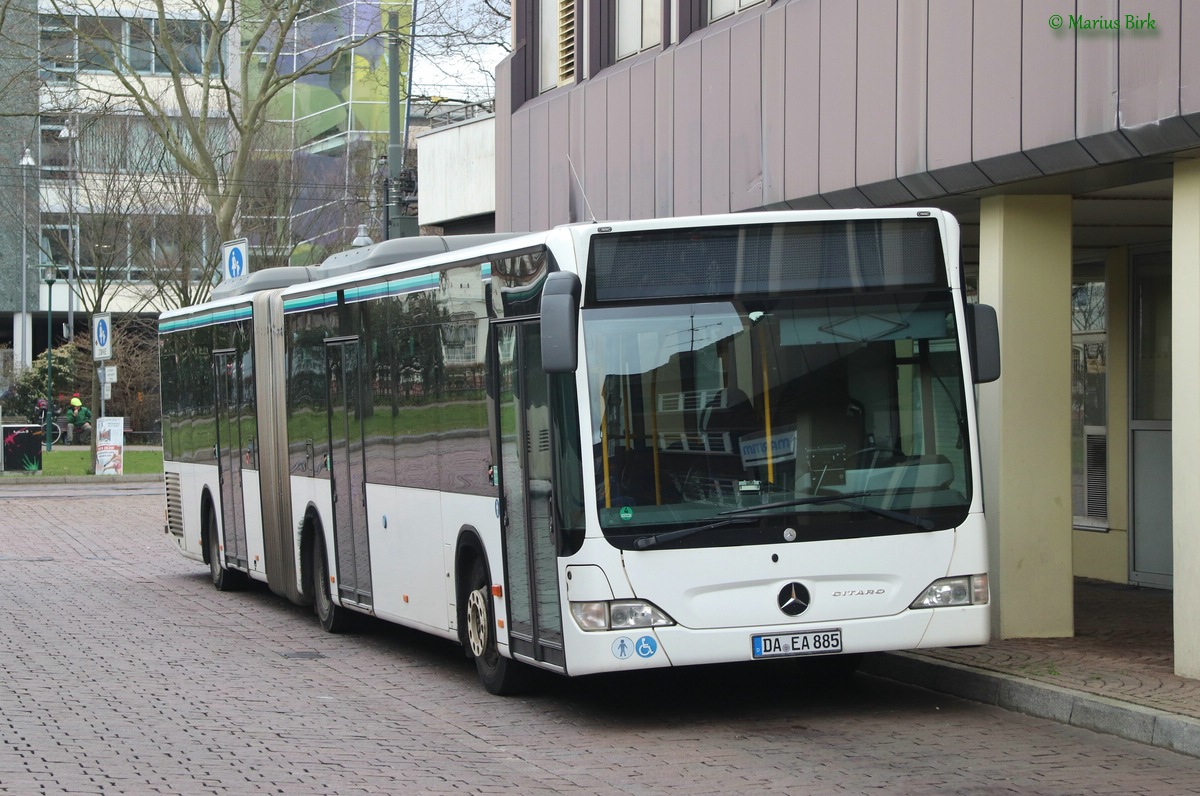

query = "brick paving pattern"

[{"left": 2, "top": 484, "right": 1199, "bottom": 794}]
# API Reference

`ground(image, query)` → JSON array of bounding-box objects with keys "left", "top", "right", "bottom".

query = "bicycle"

[{"left": 32, "top": 407, "right": 66, "bottom": 447}]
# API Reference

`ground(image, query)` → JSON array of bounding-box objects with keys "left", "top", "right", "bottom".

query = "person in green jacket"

[{"left": 66, "top": 396, "right": 92, "bottom": 444}]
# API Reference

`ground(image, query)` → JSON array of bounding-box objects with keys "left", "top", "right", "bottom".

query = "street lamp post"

[
  {"left": 42, "top": 265, "right": 56, "bottom": 452},
  {"left": 19, "top": 147, "right": 36, "bottom": 371},
  {"left": 59, "top": 120, "right": 77, "bottom": 340}
]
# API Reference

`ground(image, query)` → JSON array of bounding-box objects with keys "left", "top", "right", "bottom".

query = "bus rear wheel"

[
  {"left": 205, "top": 503, "right": 239, "bottom": 591},
  {"left": 464, "top": 556, "right": 530, "bottom": 696}
]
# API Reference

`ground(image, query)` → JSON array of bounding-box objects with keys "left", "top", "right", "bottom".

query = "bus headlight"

[
  {"left": 570, "top": 600, "right": 675, "bottom": 631},
  {"left": 910, "top": 574, "right": 989, "bottom": 608}
]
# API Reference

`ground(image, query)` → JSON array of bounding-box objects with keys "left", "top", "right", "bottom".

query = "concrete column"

[
  {"left": 1172, "top": 159, "right": 1200, "bottom": 678},
  {"left": 977, "top": 195, "right": 1074, "bottom": 639},
  {"left": 11, "top": 311, "right": 32, "bottom": 372}
]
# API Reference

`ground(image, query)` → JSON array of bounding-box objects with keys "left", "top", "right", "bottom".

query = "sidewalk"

[{"left": 864, "top": 578, "right": 1200, "bottom": 758}]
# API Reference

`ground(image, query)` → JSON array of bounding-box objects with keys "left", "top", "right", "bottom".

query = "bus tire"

[
  {"left": 312, "top": 527, "right": 351, "bottom": 633},
  {"left": 464, "top": 556, "right": 530, "bottom": 696},
  {"left": 204, "top": 501, "right": 240, "bottom": 592}
]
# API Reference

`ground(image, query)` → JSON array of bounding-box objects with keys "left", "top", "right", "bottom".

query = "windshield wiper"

[
  {"left": 719, "top": 490, "right": 936, "bottom": 531},
  {"left": 633, "top": 516, "right": 757, "bottom": 550}
]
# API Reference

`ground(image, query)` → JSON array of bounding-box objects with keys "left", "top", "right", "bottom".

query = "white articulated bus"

[{"left": 159, "top": 209, "right": 1000, "bottom": 694}]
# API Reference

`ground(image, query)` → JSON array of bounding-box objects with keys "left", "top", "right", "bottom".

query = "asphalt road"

[{"left": 1, "top": 484, "right": 1198, "bottom": 795}]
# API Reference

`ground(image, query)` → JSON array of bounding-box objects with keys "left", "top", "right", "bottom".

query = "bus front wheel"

[
  {"left": 464, "top": 556, "right": 529, "bottom": 696},
  {"left": 312, "top": 528, "right": 351, "bottom": 633}
]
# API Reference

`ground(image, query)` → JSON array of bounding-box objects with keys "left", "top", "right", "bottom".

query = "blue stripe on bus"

[
  {"left": 159, "top": 305, "right": 251, "bottom": 333},
  {"left": 284, "top": 267, "right": 487, "bottom": 313},
  {"left": 283, "top": 293, "right": 336, "bottom": 313}
]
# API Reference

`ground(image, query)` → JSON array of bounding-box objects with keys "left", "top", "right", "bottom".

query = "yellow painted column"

[
  {"left": 1172, "top": 159, "right": 1200, "bottom": 678},
  {"left": 977, "top": 195, "right": 1074, "bottom": 639}
]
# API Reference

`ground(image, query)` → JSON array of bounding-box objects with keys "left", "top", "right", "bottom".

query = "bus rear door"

[{"left": 325, "top": 337, "right": 373, "bottom": 609}]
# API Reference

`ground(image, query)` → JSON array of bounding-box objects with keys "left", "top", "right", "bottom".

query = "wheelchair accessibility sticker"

[{"left": 612, "top": 635, "right": 658, "bottom": 660}]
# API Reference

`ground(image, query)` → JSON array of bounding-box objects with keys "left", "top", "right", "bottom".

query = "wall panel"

[
  {"left": 729, "top": 18, "right": 764, "bottom": 212},
  {"left": 782, "top": 0, "right": 820, "bottom": 202},
  {"left": 607, "top": 66, "right": 633, "bottom": 221},
  {"left": 701, "top": 31, "right": 732, "bottom": 214},
  {"left": 818, "top": 0, "right": 857, "bottom": 195},
  {"left": 630, "top": 58, "right": 657, "bottom": 220},
  {"left": 856, "top": 0, "right": 898, "bottom": 186},
  {"left": 583, "top": 78, "right": 610, "bottom": 220},
  {"left": 673, "top": 39, "right": 704, "bottom": 216}
]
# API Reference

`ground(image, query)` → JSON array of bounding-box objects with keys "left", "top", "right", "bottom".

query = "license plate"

[{"left": 752, "top": 628, "right": 843, "bottom": 659}]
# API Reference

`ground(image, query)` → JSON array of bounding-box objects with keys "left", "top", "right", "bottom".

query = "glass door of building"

[{"left": 1129, "top": 252, "right": 1172, "bottom": 588}]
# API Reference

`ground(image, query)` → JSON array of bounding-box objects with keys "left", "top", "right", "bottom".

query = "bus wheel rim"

[{"left": 466, "top": 587, "right": 488, "bottom": 658}]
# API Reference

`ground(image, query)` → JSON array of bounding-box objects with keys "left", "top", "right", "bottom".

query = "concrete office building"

[{"left": 493, "top": 1, "right": 1200, "bottom": 677}]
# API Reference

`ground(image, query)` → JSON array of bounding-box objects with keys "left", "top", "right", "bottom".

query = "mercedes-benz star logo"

[{"left": 777, "top": 582, "right": 811, "bottom": 617}]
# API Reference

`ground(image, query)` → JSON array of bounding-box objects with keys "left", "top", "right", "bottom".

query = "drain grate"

[{"left": 280, "top": 651, "right": 326, "bottom": 660}]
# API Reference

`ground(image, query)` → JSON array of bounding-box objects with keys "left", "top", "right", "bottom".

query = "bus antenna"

[{"left": 567, "top": 155, "right": 597, "bottom": 224}]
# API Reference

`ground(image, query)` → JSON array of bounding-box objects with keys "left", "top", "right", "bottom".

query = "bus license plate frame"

[{"left": 752, "top": 628, "right": 843, "bottom": 659}]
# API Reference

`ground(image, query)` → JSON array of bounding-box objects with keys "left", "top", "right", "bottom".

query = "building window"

[
  {"left": 615, "top": 0, "right": 661, "bottom": 61},
  {"left": 1072, "top": 263, "right": 1108, "bottom": 529},
  {"left": 709, "top": 0, "right": 766, "bottom": 23},
  {"left": 539, "top": 1, "right": 576, "bottom": 92},
  {"left": 40, "top": 14, "right": 220, "bottom": 78}
]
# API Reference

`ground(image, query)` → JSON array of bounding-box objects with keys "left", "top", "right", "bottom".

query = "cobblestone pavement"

[{"left": 2, "top": 485, "right": 1200, "bottom": 795}]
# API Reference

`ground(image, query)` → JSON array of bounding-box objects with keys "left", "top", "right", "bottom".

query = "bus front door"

[
  {"left": 214, "top": 350, "right": 248, "bottom": 570},
  {"left": 493, "top": 321, "right": 565, "bottom": 668},
  {"left": 325, "top": 338, "right": 373, "bottom": 609}
]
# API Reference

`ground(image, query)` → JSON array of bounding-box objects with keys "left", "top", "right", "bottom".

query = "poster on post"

[{"left": 95, "top": 416, "right": 124, "bottom": 476}]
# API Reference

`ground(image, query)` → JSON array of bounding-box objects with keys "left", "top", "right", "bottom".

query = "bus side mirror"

[
  {"left": 541, "top": 271, "right": 581, "bottom": 373},
  {"left": 966, "top": 303, "right": 1000, "bottom": 384}
]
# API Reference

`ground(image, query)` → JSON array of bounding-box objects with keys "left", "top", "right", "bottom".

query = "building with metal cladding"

[{"left": 494, "top": 1, "right": 1200, "bottom": 678}]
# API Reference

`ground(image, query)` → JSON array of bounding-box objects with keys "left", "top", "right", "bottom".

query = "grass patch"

[{"left": 38, "top": 447, "right": 164, "bottom": 476}]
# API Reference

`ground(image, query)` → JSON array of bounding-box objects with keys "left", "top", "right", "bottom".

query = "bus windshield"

[{"left": 583, "top": 291, "right": 973, "bottom": 548}]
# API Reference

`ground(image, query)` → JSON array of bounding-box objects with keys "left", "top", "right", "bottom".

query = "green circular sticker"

[{"left": 619, "top": 506, "right": 634, "bottom": 522}]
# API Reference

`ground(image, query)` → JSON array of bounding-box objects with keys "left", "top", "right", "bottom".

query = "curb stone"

[{"left": 864, "top": 651, "right": 1200, "bottom": 758}]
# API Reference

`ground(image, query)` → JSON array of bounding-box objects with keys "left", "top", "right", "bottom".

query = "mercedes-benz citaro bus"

[{"left": 159, "top": 209, "right": 999, "bottom": 694}]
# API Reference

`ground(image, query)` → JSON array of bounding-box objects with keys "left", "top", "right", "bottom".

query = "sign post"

[{"left": 92, "top": 312, "right": 112, "bottom": 421}]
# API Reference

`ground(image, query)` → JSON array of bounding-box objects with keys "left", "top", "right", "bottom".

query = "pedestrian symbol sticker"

[
  {"left": 221, "top": 238, "right": 249, "bottom": 284},
  {"left": 636, "top": 635, "right": 658, "bottom": 658},
  {"left": 227, "top": 246, "right": 244, "bottom": 279},
  {"left": 612, "top": 637, "right": 634, "bottom": 660}
]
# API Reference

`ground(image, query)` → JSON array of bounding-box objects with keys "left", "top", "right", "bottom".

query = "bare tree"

[
  {"left": 239, "top": 120, "right": 376, "bottom": 270},
  {"left": 0, "top": 0, "right": 511, "bottom": 295},
  {"left": 0, "top": 0, "right": 407, "bottom": 247},
  {"left": 414, "top": 0, "right": 511, "bottom": 100},
  {"left": 134, "top": 167, "right": 222, "bottom": 308}
]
